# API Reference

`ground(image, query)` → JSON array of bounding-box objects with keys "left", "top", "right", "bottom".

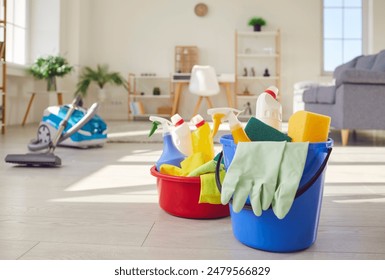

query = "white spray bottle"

[
  {"left": 170, "top": 114, "right": 193, "bottom": 156},
  {"left": 149, "top": 116, "right": 186, "bottom": 171},
  {"left": 256, "top": 86, "right": 282, "bottom": 131},
  {"left": 207, "top": 107, "right": 251, "bottom": 144}
]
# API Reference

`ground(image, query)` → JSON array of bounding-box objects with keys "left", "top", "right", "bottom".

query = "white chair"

[{"left": 189, "top": 65, "right": 220, "bottom": 116}]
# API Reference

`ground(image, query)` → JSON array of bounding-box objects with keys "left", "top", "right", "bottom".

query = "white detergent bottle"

[
  {"left": 170, "top": 113, "right": 193, "bottom": 156},
  {"left": 256, "top": 86, "right": 282, "bottom": 131}
]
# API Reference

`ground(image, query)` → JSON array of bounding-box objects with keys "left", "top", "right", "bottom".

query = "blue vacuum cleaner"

[
  {"left": 5, "top": 95, "right": 107, "bottom": 166},
  {"left": 29, "top": 100, "right": 107, "bottom": 150}
]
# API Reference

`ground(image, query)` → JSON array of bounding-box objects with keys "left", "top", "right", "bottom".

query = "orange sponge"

[{"left": 288, "top": 111, "right": 331, "bottom": 142}]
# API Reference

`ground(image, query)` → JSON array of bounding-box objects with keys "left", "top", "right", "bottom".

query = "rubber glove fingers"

[
  {"left": 272, "top": 182, "right": 296, "bottom": 219},
  {"left": 272, "top": 142, "right": 309, "bottom": 219},
  {"left": 231, "top": 179, "right": 253, "bottom": 213},
  {"left": 221, "top": 174, "right": 239, "bottom": 205},
  {"left": 249, "top": 182, "right": 263, "bottom": 216},
  {"left": 261, "top": 183, "right": 276, "bottom": 211}
]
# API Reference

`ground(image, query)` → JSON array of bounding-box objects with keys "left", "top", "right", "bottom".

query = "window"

[
  {"left": 323, "top": 0, "right": 363, "bottom": 73},
  {"left": 6, "top": 0, "right": 27, "bottom": 65}
]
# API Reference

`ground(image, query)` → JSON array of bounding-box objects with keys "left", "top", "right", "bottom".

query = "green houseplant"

[
  {"left": 75, "top": 64, "right": 127, "bottom": 100},
  {"left": 28, "top": 55, "right": 73, "bottom": 91},
  {"left": 248, "top": 17, "right": 266, "bottom": 32}
]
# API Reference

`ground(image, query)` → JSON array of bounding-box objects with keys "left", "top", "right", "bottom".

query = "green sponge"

[{"left": 245, "top": 117, "right": 291, "bottom": 142}]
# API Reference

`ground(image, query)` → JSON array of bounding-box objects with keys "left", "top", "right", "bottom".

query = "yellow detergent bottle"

[
  {"left": 207, "top": 107, "right": 250, "bottom": 144},
  {"left": 190, "top": 114, "right": 214, "bottom": 162}
]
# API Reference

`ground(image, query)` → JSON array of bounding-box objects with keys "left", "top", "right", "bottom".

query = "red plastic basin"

[{"left": 150, "top": 166, "right": 230, "bottom": 219}]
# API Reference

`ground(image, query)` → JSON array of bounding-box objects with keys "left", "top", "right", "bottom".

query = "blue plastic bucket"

[{"left": 218, "top": 135, "right": 333, "bottom": 252}]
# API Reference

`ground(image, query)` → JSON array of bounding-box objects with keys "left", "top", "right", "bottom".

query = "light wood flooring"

[{"left": 0, "top": 121, "right": 384, "bottom": 260}]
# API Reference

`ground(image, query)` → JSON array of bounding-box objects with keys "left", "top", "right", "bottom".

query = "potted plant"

[
  {"left": 28, "top": 55, "right": 73, "bottom": 91},
  {"left": 248, "top": 17, "right": 266, "bottom": 32},
  {"left": 75, "top": 64, "right": 127, "bottom": 101}
]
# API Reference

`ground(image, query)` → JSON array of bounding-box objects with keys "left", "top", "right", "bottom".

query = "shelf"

[
  {"left": 132, "top": 113, "right": 170, "bottom": 119},
  {"left": 128, "top": 73, "right": 174, "bottom": 120},
  {"left": 238, "top": 114, "right": 253, "bottom": 121},
  {"left": 235, "top": 29, "right": 281, "bottom": 112},
  {"left": 132, "top": 95, "right": 172, "bottom": 99},
  {"left": 134, "top": 76, "right": 170, "bottom": 80},
  {"left": 237, "top": 31, "right": 278, "bottom": 37},
  {"left": 236, "top": 95, "right": 258, "bottom": 99},
  {"left": 237, "top": 76, "right": 279, "bottom": 80},
  {"left": 237, "top": 53, "right": 278, "bottom": 58}
]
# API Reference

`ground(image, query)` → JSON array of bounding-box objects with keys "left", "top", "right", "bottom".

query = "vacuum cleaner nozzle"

[{"left": 5, "top": 153, "right": 62, "bottom": 167}]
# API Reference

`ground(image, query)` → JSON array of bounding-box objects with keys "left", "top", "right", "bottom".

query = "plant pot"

[
  {"left": 98, "top": 88, "right": 107, "bottom": 101},
  {"left": 253, "top": 25, "right": 261, "bottom": 32},
  {"left": 47, "top": 76, "right": 57, "bottom": 91},
  {"left": 153, "top": 87, "right": 161, "bottom": 96}
]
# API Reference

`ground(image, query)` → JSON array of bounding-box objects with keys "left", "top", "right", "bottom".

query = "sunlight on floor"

[
  {"left": 51, "top": 191, "right": 158, "bottom": 203},
  {"left": 118, "top": 153, "right": 160, "bottom": 163},
  {"left": 65, "top": 164, "right": 154, "bottom": 192},
  {"left": 333, "top": 197, "right": 385, "bottom": 204},
  {"left": 54, "top": 148, "right": 161, "bottom": 203},
  {"left": 326, "top": 165, "right": 385, "bottom": 183}
]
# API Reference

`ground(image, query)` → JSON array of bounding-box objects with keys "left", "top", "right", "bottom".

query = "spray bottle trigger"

[{"left": 149, "top": 121, "right": 160, "bottom": 137}]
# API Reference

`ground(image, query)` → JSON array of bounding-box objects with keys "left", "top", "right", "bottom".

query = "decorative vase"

[
  {"left": 47, "top": 76, "right": 57, "bottom": 91},
  {"left": 263, "top": 68, "right": 271, "bottom": 77}
]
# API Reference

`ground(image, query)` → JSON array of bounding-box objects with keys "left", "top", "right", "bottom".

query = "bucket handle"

[{"left": 215, "top": 147, "right": 332, "bottom": 201}]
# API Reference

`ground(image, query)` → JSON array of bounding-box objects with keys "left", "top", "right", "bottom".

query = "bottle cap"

[
  {"left": 191, "top": 114, "right": 205, "bottom": 128},
  {"left": 264, "top": 86, "right": 279, "bottom": 99},
  {"left": 171, "top": 114, "right": 184, "bottom": 127}
]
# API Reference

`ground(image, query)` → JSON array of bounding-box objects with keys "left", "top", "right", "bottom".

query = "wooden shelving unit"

[
  {"left": 234, "top": 29, "right": 281, "bottom": 116},
  {"left": 127, "top": 73, "right": 173, "bottom": 120},
  {"left": 0, "top": 0, "right": 6, "bottom": 134}
]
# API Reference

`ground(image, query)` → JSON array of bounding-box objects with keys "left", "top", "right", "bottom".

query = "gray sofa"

[{"left": 303, "top": 50, "right": 385, "bottom": 145}]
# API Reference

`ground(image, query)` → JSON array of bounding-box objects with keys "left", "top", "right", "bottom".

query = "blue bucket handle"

[{"left": 215, "top": 147, "right": 332, "bottom": 205}]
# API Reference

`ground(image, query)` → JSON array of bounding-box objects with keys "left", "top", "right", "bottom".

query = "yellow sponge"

[{"left": 288, "top": 111, "right": 331, "bottom": 142}]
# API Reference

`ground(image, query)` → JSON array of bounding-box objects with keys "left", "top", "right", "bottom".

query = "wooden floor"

[{"left": 0, "top": 122, "right": 384, "bottom": 260}]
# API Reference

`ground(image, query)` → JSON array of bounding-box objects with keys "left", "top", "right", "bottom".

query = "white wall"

[
  {"left": 62, "top": 0, "right": 328, "bottom": 120},
  {"left": 30, "top": 0, "right": 61, "bottom": 60},
  {"left": 5, "top": 0, "right": 385, "bottom": 125}
]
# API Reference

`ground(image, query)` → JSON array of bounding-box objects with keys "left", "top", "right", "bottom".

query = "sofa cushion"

[
  {"left": 302, "top": 87, "right": 317, "bottom": 103},
  {"left": 336, "top": 69, "right": 385, "bottom": 86},
  {"left": 333, "top": 56, "right": 359, "bottom": 80},
  {"left": 303, "top": 86, "right": 336, "bottom": 104},
  {"left": 371, "top": 50, "right": 385, "bottom": 72},
  {"left": 355, "top": 54, "right": 377, "bottom": 70},
  {"left": 317, "top": 86, "right": 336, "bottom": 104}
]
